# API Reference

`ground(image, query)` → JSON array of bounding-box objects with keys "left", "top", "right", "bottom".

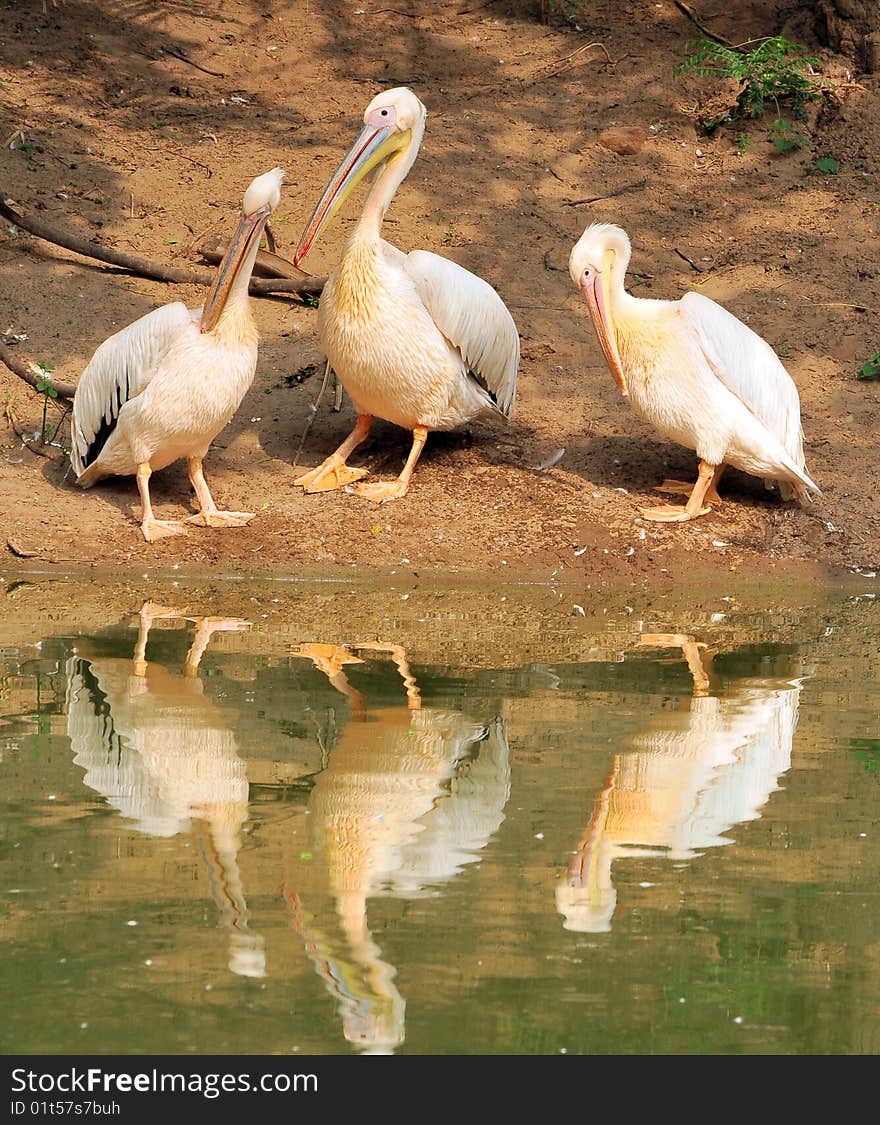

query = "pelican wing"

[
  {"left": 404, "top": 250, "right": 519, "bottom": 416},
  {"left": 678, "top": 291, "right": 805, "bottom": 464},
  {"left": 71, "top": 302, "right": 194, "bottom": 477}
]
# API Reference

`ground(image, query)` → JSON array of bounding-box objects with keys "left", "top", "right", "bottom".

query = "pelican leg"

[
  {"left": 351, "top": 642, "right": 422, "bottom": 710},
  {"left": 185, "top": 457, "right": 255, "bottom": 528},
  {"left": 184, "top": 616, "right": 252, "bottom": 677},
  {"left": 640, "top": 459, "right": 717, "bottom": 523},
  {"left": 295, "top": 413, "right": 372, "bottom": 493},
  {"left": 132, "top": 600, "right": 186, "bottom": 677},
  {"left": 635, "top": 633, "right": 711, "bottom": 695},
  {"left": 136, "top": 462, "right": 189, "bottom": 543},
  {"left": 352, "top": 426, "right": 428, "bottom": 504},
  {"left": 290, "top": 642, "right": 367, "bottom": 718},
  {"left": 653, "top": 465, "right": 725, "bottom": 505}
]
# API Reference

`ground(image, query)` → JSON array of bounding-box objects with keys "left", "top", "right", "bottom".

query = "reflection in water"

[
  {"left": 557, "top": 633, "right": 802, "bottom": 934},
  {"left": 285, "top": 642, "right": 510, "bottom": 1054},
  {"left": 66, "top": 602, "right": 266, "bottom": 977}
]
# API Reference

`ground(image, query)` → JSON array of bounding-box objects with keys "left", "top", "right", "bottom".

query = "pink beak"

[{"left": 581, "top": 273, "right": 627, "bottom": 396}]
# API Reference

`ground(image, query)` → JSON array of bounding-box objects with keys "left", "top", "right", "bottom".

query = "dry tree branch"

[
  {"left": 564, "top": 178, "right": 648, "bottom": 207},
  {"left": 0, "top": 194, "right": 325, "bottom": 297},
  {"left": 674, "top": 247, "right": 704, "bottom": 272},
  {"left": 0, "top": 195, "right": 327, "bottom": 399},
  {"left": 0, "top": 339, "right": 77, "bottom": 400},
  {"left": 673, "top": 2, "right": 734, "bottom": 48}
]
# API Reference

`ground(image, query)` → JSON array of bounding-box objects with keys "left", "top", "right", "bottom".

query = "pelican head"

[
  {"left": 294, "top": 87, "right": 427, "bottom": 265},
  {"left": 201, "top": 166, "right": 286, "bottom": 332},
  {"left": 570, "top": 222, "right": 632, "bottom": 396}
]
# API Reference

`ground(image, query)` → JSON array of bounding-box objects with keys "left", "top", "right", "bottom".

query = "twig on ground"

[
  {"left": 674, "top": 247, "right": 704, "bottom": 272},
  {"left": 564, "top": 178, "right": 648, "bottom": 207},
  {"left": 291, "top": 360, "right": 333, "bottom": 470},
  {"left": 543, "top": 250, "right": 565, "bottom": 272},
  {"left": 458, "top": 0, "right": 504, "bottom": 14},
  {"left": 157, "top": 44, "right": 226, "bottom": 78},
  {"left": 530, "top": 41, "right": 615, "bottom": 85},
  {"left": 673, "top": 1, "right": 734, "bottom": 48},
  {"left": 0, "top": 193, "right": 325, "bottom": 298}
]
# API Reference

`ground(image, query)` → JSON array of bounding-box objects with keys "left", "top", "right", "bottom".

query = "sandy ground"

[{"left": 1, "top": 0, "right": 878, "bottom": 587}]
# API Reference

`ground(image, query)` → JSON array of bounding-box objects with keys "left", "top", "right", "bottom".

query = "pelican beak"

[
  {"left": 294, "top": 124, "right": 410, "bottom": 265},
  {"left": 581, "top": 260, "right": 627, "bottom": 396},
  {"left": 200, "top": 204, "right": 271, "bottom": 333}
]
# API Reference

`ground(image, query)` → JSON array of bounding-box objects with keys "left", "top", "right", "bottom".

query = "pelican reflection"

[
  {"left": 557, "top": 633, "right": 802, "bottom": 933},
  {"left": 66, "top": 602, "right": 265, "bottom": 977},
  {"left": 285, "top": 642, "right": 510, "bottom": 1054}
]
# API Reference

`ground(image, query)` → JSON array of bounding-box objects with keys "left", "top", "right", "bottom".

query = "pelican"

[
  {"left": 569, "top": 223, "right": 820, "bottom": 521},
  {"left": 557, "top": 634, "right": 802, "bottom": 933},
  {"left": 292, "top": 87, "right": 519, "bottom": 503},
  {"left": 70, "top": 167, "right": 285, "bottom": 542},
  {"left": 285, "top": 640, "right": 510, "bottom": 1052},
  {"left": 66, "top": 603, "right": 266, "bottom": 977}
]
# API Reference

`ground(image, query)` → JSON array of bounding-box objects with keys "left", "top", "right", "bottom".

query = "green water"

[{"left": 1, "top": 578, "right": 879, "bottom": 1055}]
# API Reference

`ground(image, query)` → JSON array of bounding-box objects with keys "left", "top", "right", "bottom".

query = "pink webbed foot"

[
  {"left": 295, "top": 463, "right": 369, "bottom": 493},
  {"left": 350, "top": 478, "right": 410, "bottom": 504},
  {"left": 639, "top": 503, "right": 712, "bottom": 523},
  {"left": 185, "top": 510, "right": 255, "bottom": 528},
  {"left": 141, "top": 518, "right": 188, "bottom": 543}
]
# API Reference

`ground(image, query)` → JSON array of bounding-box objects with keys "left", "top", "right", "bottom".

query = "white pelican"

[
  {"left": 70, "top": 167, "right": 285, "bottom": 542},
  {"left": 66, "top": 603, "right": 266, "bottom": 977},
  {"left": 285, "top": 641, "right": 510, "bottom": 1052},
  {"left": 556, "top": 634, "right": 801, "bottom": 933},
  {"left": 292, "top": 87, "right": 519, "bottom": 503},
  {"left": 569, "top": 223, "right": 820, "bottom": 521}
]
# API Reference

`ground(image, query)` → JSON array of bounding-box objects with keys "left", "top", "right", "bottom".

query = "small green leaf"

[
  {"left": 814, "top": 156, "right": 838, "bottom": 174},
  {"left": 857, "top": 353, "right": 880, "bottom": 380}
]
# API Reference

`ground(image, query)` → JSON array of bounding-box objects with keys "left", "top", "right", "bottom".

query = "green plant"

[
  {"left": 34, "top": 361, "right": 58, "bottom": 441},
  {"left": 735, "top": 133, "right": 752, "bottom": 155},
  {"left": 773, "top": 118, "right": 807, "bottom": 153},
  {"left": 852, "top": 739, "right": 880, "bottom": 774},
  {"left": 676, "top": 36, "right": 826, "bottom": 120},
  {"left": 858, "top": 352, "right": 880, "bottom": 380},
  {"left": 806, "top": 156, "right": 839, "bottom": 174}
]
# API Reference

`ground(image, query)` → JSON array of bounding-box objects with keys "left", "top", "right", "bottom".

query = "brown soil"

[{"left": 1, "top": 0, "right": 878, "bottom": 588}]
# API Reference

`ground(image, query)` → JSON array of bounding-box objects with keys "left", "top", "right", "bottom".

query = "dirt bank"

[{"left": 1, "top": 1, "right": 878, "bottom": 587}]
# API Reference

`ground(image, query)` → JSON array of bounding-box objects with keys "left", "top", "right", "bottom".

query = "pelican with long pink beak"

[
  {"left": 292, "top": 87, "right": 520, "bottom": 503},
  {"left": 570, "top": 223, "right": 820, "bottom": 522},
  {"left": 71, "top": 168, "right": 285, "bottom": 542}
]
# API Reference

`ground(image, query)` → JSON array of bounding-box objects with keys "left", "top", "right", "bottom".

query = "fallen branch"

[
  {"left": 674, "top": 247, "right": 704, "bottom": 272},
  {"left": 198, "top": 234, "right": 308, "bottom": 280},
  {"left": 0, "top": 193, "right": 325, "bottom": 298},
  {"left": 0, "top": 339, "right": 77, "bottom": 399},
  {"left": 564, "top": 178, "right": 647, "bottom": 207},
  {"left": 674, "top": 1, "right": 733, "bottom": 48}
]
